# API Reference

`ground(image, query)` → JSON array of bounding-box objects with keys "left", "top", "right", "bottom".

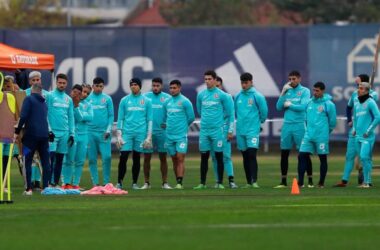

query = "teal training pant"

[
  {"left": 342, "top": 132, "right": 356, "bottom": 182},
  {"left": 62, "top": 134, "right": 88, "bottom": 186},
  {"left": 87, "top": 131, "right": 111, "bottom": 185},
  {"left": 211, "top": 134, "right": 234, "bottom": 181},
  {"left": 355, "top": 137, "right": 375, "bottom": 185}
]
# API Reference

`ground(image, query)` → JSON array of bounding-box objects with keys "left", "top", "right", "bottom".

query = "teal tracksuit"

[
  {"left": 196, "top": 87, "right": 232, "bottom": 152},
  {"left": 164, "top": 94, "right": 195, "bottom": 156},
  {"left": 235, "top": 87, "right": 268, "bottom": 150},
  {"left": 87, "top": 92, "right": 114, "bottom": 185},
  {"left": 276, "top": 84, "right": 310, "bottom": 150},
  {"left": 342, "top": 90, "right": 378, "bottom": 182},
  {"left": 143, "top": 91, "right": 171, "bottom": 153},
  {"left": 299, "top": 94, "right": 336, "bottom": 154},
  {"left": 211, "top": 93, "right": 235, "bottom": 180},
  {"left": 62, "top": 100, "right": 93, "bottom": 185},
  {"left": 46, "top": 89, "right": 75, "bottom": 154},
  {"left": 352, "top": 96, "right": 380, "bottom": 185},
  {"left": 117, "top": 93, "right": 153, "bottom": 152}
]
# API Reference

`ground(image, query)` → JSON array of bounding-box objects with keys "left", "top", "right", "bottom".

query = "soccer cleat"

[
  {"left": 23, "top": 189, "right": 33, "bottom": 196},
  {"left": 252, "top": 182, "right": 260, "bottom": 188},
  {"left": 273, "top": 184, "right": 287, "bottom": 189},
  {"left": 132, "top": 183, "right": 140, "bottom": 190},
  {"left": 174, "top": 184, "right": 184, "bottom": 189},
  {"left": 116, "top": 183, "right": 122, "bottom": 190},
  {"left": 214, "top": 184, "right": 225, "bottom": 189},
  {"left": 317, "top": 184, "right": 324, "bottom": 188},
  {"left": 162, "top": 183, "right": 173, "bottom": 189},
  {"left": 229, "top": 182, "right": 238, "bottom": 189},
  {"left": 307, "top": 184, "right": 315, "bottom": 188},
  {"left": 358, "top": 183, "right": 370, "bottom": 188},
  {"left": 241, "top": 184, "right": 253, "bottom": 189},
  {"left": 333, "top": 182, "right": 347, "bottom": 187},
  {"left": 62, "top": 184, "right": 73, "bottom": 189},
  {"left": 71, "top": 185, "right": 84, "bottom": 190},
  {"left": 140, "top": 183, "right": 151, "bottom": 190},
  {"left": 193, "top": 184, "right": 207, "bottom": 190}
]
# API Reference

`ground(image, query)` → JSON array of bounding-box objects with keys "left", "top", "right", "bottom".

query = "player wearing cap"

[
  {"left": 116, "top": 78, "right": 153, "bottom": 190},
  {"left": 87, "top": 77, "right": 114, "bottom": 186}
]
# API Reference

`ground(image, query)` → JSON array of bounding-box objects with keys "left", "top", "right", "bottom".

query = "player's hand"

[
  {"left": 284, "top": 101, "right": 292, "bottom": 108},
  {"left": 227, "top": 132, "right": 233, "bottom": 141},
  {"left": 281, "top": 82, "right": 292, "bottom": 96},
  {"left": 348, "top": 121, "right": 353, "bottom": 127},
  {"left": 116, "top": 130, "right": 125, "bottom": 148},
  {"left": 68, "top": 136, "right": 74, "bottom": 147},
  {"left": 363, "top": 132, "right": 369, "bottom": 138},
  {"left": 13, "top": 133, "right": 19, "bottom": 143},
  {"left": 48, "top": 131, "right": 55, "bottom": 142},
  {"left": 161, "top": 123, "right": 166, "bottom": 129},
  {"left": 143, "top": 136, "right": 152, "bottom": 149},
  {"left": 103, "top": 132, "right": 110, "bottom": 140}
]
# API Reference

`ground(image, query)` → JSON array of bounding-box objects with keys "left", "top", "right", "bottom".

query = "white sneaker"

[
  {"left": 140, "top": 183, "right": 151, "bottom": 190},
  {"left": 23, "top": 190, "right": 32, "bottom": 196},
  {"left": 229, "top": 182, "right": 238, "bottom": 189},
  {"left": 162, "top": 183, "right": 173, "bottom": 189},
  {"left": 116, "top": 183, "right": 122, "bottom": 190},
  {"left": 132, "top": 183, "right": 140, "bottom": 190}
]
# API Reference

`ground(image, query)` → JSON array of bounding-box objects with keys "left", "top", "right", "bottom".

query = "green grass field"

[{"left": 1, "top": 154, "right": 380, "bottom": 250}]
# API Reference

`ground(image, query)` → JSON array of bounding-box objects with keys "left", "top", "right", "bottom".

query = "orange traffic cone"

[{"left": 291, "top": 178, "right": 300, "bottom": 195}]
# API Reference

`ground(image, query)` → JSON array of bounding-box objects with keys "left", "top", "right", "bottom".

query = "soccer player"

[
  {"left": 235, "top": 72, "right": 268, "bottom": 188},
  {"left": 298, "top": 82, "right": 336, "bottom": 188},
  {"left": 143, "top": 78, "right": 172, "bottom": 189},
  {"left": 14, "top": 79, "right": 51, "bottom": 195},
  {"left": 87, "top": 77, "right": 114, "bottom": 186},
  {"left": 194, "top": 70, "right": 232, "bottom": 190},
  {"left": 352, "top": 82, "right": 380, "bottom": 188},
  {"left": 275, "top": 71, "right": 311, "bottom": 188},
  {"left": 211, "top": 76, "right": 237, "bottom": 188},
  {"left": 62, "top": 84, "right": 93, "bottom": 189},
  {"left": 46, "top": 73, "right": 75, "bottom": 186},
  {"left": 25, "top": 71, "right": 49, "bottom": 98},
  {"left": 164, "top": 80, "right": 194, "bottom": 189},
  {"left": 334, "top": 74, "right": 378, "bottom": 187},
  {"left": 116, "top": 78, "right": 152, "bottom": 190}
]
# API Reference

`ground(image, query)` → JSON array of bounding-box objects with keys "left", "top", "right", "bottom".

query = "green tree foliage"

[
  {"left": 272, "top": 0, "right": 380, "bottom": 24},
  {"left": 0, "top": 0, "right": 95, "bottom": 28}
]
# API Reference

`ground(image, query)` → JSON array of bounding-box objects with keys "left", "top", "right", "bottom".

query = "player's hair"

[
  {"left": 240, "top": 72, "right": 253, "bottom": 81},
  {"left": 82, "top": 83, "right": 92, "bottom": 90},
  {"left": 56, "top": 73, "right": 68, "bottom": 81},
  {"left": 204, "top": 70, "right": 217, "bottom": 79},
  {"left": 358, "top": 74, "right": 370, "bottom": 83},
  {"left": 288, "top": 70, "right": 301, "bottom": 77},
  {"left": 72, "top": 84, "right": 83, "bottom": 91},
  {"left": 93, "top": 77, "right": 105, "bottom": 85},
  {"left": 216, "top": 76, "right": 223, "bottom": 84},
  {"left": 4, "top": 75, "right": 14, "bottom": 83},
  {"left": 170, "top": 79, "right": 181, "bottom": 86},
  {"left": 313, "top": 81, "right": 325, "bottom": 90},
  {"left": 152, "top": 77, "right": 163, "bottom": 84}
]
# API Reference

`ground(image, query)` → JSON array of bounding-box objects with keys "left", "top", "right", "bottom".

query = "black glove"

[
  {"left": 48, "top": 131, "right": 55, "bottom": 142},
  {"left": 68, "top": 136, "right": 74, "bottom": 147}
]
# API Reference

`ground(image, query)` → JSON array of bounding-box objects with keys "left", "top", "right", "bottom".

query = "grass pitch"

[{"left": 1, "top": 154, "right": 380, "bottom": 250}]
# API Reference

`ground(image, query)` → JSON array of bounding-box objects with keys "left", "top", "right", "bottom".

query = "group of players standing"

[{"left": 8, "top": 68, "right": 380, "bottom": 194}]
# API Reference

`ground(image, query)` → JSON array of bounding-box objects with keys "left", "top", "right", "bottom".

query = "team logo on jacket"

[
  {"left": 362, "top": 103, "right": 367, "bottom": 108},
  {"left": 248, "top": 98, "right": 253, "bottom": 105},
  {"left": 65, "top": 96, "right": 69, "bottom": 103},
  {"left": 177, "top": 101, "right": 182, "bottom": 106},
  {"left": 101, "top": 98, "right": 106, "bottom": 103},
  {"left": 318, "top": 106, "right": 324, "bottom": 112},
  {"left": 214, "top": 94, "right": 219, "bottom": 99},
  {"left": 140, "top": 99, "right": 145, "bottom": 105},
  {"left": 297, "top": 91, "right": 302, "bottom": 96},
  {"left": 160, "top": 97, "right": 165, "bottom": 103}
]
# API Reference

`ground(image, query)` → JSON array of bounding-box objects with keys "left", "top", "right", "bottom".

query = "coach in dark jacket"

[{"left": 14, "top": 72, "right": 51, "bottom": 194}]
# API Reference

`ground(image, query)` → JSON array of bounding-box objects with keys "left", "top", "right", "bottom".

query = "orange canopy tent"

[{"left": 0, "top": 43, "right": 54, "bottom": 71}]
